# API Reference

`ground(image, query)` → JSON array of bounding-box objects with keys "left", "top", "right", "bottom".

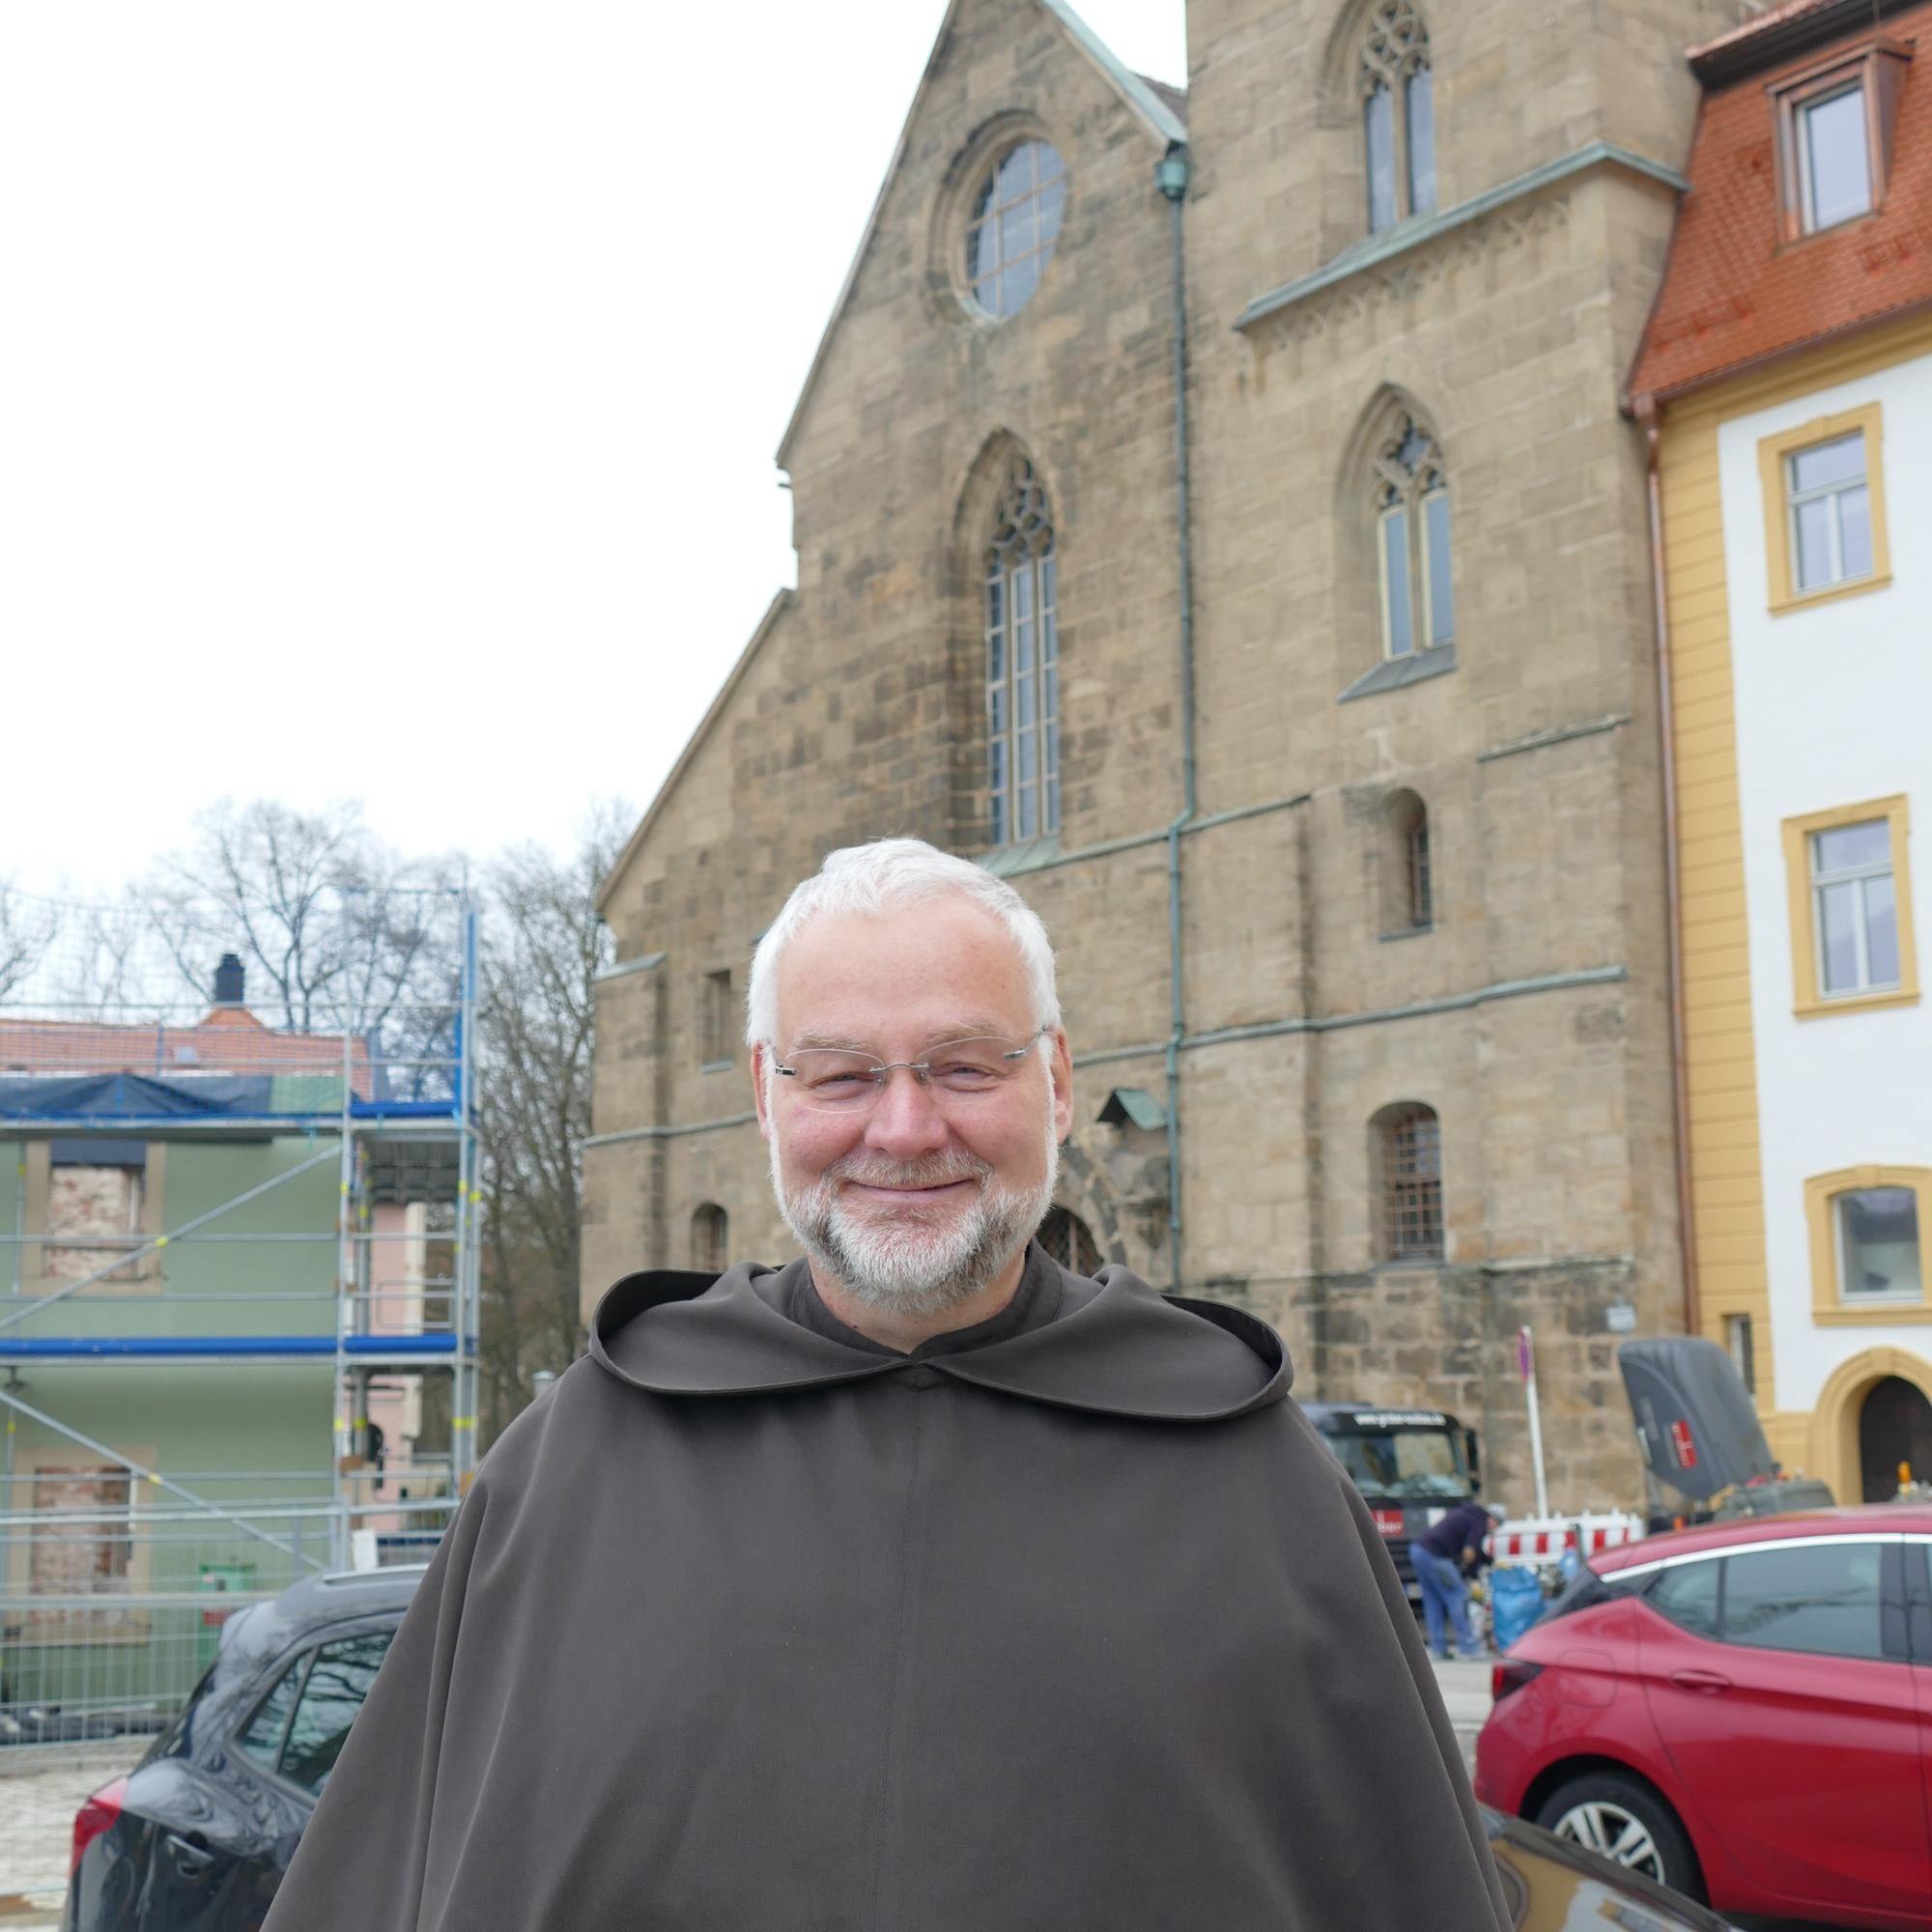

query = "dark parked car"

[
  {"left": 1483, "top": 1805, "right": 1740, "bottom": 1931},
  {"left": 64, "top": 1564, "right": 422, "bottom": 1932},
  {"left": 66, "top": 1562, "right": 1736, "bottom": 1932}
]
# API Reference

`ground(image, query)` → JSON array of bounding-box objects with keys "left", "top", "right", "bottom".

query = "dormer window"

[
  {"left": 1798, "top": 82, "right": 1870, "bottom": 229},
  {"left": 1773, "top": 40, "right": 1912, "bottom": 242}
]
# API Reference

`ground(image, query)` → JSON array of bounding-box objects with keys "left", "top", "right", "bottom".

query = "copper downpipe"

[{"left": 1638, "top": 398, "right": 1700, "bottom": 1339}]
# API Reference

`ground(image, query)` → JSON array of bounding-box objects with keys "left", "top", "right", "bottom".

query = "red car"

[{"left": 1475, "top": 1504, "right": 1932, "bottom": 1928}]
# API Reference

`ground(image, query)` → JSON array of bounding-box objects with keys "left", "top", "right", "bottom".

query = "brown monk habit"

[{"left": 266, "top": 1247, "right": 1510, "bottom": 1930}]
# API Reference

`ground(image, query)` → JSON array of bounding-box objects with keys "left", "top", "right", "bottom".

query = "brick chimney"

[{"left": 213, "top": 952, "right": 246, "bottom": 1008}]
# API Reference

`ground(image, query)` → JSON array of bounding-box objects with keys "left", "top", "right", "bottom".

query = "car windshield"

[{"left": 1323, "top": 1427, "right": 1469, "bottom": 1499}]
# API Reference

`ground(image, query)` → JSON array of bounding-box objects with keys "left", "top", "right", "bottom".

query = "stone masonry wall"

[{"left": 584, "top": 0, "right": 1740, "bottom": 1515}]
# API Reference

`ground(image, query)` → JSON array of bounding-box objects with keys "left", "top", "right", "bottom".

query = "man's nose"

[{"left": 863, "top": 1066, "right": 951, "bottom": 1156}]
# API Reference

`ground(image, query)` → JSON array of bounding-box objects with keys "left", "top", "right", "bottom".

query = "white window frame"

[
  {"left": 1377, "top": 502, "right": 1412, "bottom": 657},
  {"left": 1835, "top": 1186, "right": 1921, "bottom": 1304},
  {"left": 1786, "top": 431, "right": 1871, "bottom": 592},
  {"left": 1797, "top": 79, "right": 1873, "bottom": 234},
  {"left": 1810, "top": 818, "right": 1897, "bottom": 997},
  {"left": 1420, "top": 484, "right": 1453, "bottom": 648},
  {"left": 1376, "top": 479, "right": 1453, "bottom": 662}
]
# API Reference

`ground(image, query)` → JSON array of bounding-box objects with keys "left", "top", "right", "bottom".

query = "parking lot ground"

[
  {"left": 0, "top": 1740, "right": 135, "bottom": 1926},
  {"left": 1427, "top": 1649, "right": 1493, "bottom": 1770}
]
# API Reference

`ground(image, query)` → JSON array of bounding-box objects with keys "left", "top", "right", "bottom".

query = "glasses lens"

[
  {"left": 923, "top": 1037, "right": 1026, "bottom": 1093},
  {"left": 781, "top": 1036, "right": 1037, "bottom": 1106},
  {"left": 783, "top": 1050, "right": 885, "bottom": 1105}
]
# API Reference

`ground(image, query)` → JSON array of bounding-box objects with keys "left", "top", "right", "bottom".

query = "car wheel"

[{"left": 1534, "top": 1772, "right": 1703, "bottom": 1901}]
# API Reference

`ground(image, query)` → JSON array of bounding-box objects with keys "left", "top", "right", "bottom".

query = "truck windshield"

[{"left": 1323, "top": 1428, "right": 1468, "bottom": 1500}]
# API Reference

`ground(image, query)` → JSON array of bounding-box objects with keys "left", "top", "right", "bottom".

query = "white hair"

[{"left": 745, "top": 838, "right": 1060, "bottom": 1049}]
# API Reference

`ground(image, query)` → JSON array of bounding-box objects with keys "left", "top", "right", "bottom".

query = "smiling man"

[
  {"left": 265, "top": 838, "right": 1508, "bottom": 1931},
  {"left": 753, "top": 857, "right": 1073, "bottom": 1357}
]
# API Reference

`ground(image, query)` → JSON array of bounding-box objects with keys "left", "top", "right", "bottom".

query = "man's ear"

[
  {"left": 752, "top": 1042, "right": 775, "bottom": 1139},
  {"left": 1048, "top": 1029, "right": 1074, "bottom": 1145}
]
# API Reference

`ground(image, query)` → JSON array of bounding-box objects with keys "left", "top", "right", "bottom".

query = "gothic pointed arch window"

[
  {"left": 984, "top": 456, "right": 1060, "bottom": 845},
  {"left": 1360, "top": 1, "right": 1435, "bottom": 233},
  {"left": 1373, "top": 413, "right": 1453, "bottom": 660}
]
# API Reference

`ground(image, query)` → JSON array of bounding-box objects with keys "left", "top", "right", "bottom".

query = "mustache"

[{"left": 827, "top": 1151, "right": 991, "bottom": 1190}]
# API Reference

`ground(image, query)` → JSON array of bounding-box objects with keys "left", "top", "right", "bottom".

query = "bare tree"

[
  {"left": 143, "top": 798, "right": 463, "bottom": 1032},
  {"left": 474, "top": 803, "right": 628, "bottom": 1439},
  {"left": 0, "top": 882, "right": 57, "bottom": 1004},
  {"left": 8, "top": 794, "right": 629, "bottom": 1449}
]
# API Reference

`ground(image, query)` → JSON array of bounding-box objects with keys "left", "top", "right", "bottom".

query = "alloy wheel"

[{"left": 1550, "top": 1799, "right": 1663, "bottom": 1879}]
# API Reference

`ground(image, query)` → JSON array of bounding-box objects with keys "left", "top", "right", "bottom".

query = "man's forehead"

[{"left": 775, "top": 899, "right": 1035, "bottom": 1036}]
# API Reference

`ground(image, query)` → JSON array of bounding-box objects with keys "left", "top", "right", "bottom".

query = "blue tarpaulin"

[{"left": 0, "top": 1072, "right": 275, "bottom": 1121}]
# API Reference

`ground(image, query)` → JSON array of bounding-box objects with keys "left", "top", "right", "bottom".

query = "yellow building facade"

[
  {"left": 1654, "top": 313, "right": 1932, "bottom": 1503},
  {"left": 1635, "top": 3, "right": 1932, "bottom": 1508}
]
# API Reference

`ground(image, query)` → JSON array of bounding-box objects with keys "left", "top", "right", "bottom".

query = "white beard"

[{"left": 770, "top": 1105, "right": 1060, "bottom": 1316}]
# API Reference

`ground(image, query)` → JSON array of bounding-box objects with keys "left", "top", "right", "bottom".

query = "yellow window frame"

[
  {"left": 1804, "top": 1165, "right": 1931, "bottom": 1324},
  {"left": 1781, "top": 794, "right": 1918, "bottom": 1017},
  {"left": 1757, "top": 401, "right": 1890, "bottom": 613}
]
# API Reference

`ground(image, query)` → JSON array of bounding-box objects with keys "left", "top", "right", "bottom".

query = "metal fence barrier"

[{"left": 2, "top": 1489, "right": 452, "bottom": 1737}]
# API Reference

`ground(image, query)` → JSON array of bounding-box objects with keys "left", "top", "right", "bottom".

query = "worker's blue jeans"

[{"left": 1413, "top": 1548, "right": 1477, "bottom": 1658}]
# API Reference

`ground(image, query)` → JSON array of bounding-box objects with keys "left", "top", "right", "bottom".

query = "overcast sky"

[{"left": 0, "top": 1, "right": 1186, "bottom": 900}]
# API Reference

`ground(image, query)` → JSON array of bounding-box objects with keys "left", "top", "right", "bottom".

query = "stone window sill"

[
  {"left": 1339, "top": 643, "right": 1457, "bottom": 704},
  {"left": 977, "top": 834, "right": 1064, "bottom": 878}
]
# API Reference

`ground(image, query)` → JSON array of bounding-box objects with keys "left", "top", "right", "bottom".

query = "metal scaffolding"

[{"left": 0, "top": 886, "right": 480, "bottom": 1747}]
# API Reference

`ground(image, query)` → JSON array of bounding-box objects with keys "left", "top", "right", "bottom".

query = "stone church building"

[{"left": 582, "top": 0, "right": 1745, "bottom": 1512}]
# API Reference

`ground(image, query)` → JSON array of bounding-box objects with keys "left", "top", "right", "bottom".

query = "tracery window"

[
  {"left": 1373, "top": 415, "right": 1454, "bottom": 659},
  {"left": 984, "top": 458, "right": 1060, "bottom": 844},
  {"left": 1361, "top": 1, "right": 1435, "bottom": 233}
]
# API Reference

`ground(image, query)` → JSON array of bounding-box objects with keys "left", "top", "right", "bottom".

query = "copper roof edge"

[{"left": 1689, "top": 0, "right": 1925, "bottom": 84}]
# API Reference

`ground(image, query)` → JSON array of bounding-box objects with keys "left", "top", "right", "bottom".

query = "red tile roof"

[
  {"left": 1629, "top": 3, "right": 1932, "bottom": 405},
  {"left": 0, "top": 1008, "right": 367, "bottom": 1080}
]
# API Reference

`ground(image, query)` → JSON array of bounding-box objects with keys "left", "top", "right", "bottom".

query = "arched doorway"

[
  {"left": 1037, "top": 1206, "right": 1102, "bottom": 1277},
  {"left": 1859, "top": 1376, "right": 1932, "bottom": 1501}
]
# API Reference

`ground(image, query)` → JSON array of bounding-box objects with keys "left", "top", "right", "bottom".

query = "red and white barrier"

[{"left": 1492, "top": 1511, "right": 1644, "bottom": 1567}]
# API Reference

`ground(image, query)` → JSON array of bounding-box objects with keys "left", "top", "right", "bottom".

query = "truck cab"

[{"left": 1298, "top": 1402, "right": 1479, "bottom": 1601}]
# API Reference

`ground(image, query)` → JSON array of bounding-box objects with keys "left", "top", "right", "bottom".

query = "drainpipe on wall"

[
  {"left": 1637, "top": 396, "right": 1701, "bottom": 1341},
  {"left": 1156, "top": 142, "right": 1196, "bottom": 1295}
]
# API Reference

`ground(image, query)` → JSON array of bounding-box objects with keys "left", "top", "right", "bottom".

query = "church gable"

[
  {"left": 600, "top": 0, "right": 1190, "bottom": 934},
  {"left": 776, "top": 0, "right": 1183, "bottom": 485}
]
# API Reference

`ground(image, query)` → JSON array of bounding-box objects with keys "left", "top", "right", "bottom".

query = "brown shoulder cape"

[{"left": 265, "top": 1249, "right": 1509, "bottom": 1930}]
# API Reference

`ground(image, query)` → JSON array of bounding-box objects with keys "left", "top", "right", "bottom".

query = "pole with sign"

[{"left": 1519, "top": 1326, "right": 1550, "bottom": 1520}]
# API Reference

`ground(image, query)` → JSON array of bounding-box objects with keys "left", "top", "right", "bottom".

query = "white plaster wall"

[{"left": 1717, "top": 350, "right": 1932, "bottom": 1416}]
